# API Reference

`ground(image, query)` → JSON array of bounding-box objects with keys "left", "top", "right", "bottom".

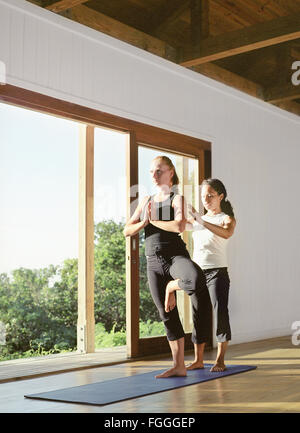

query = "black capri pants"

[
  {"left": 203, "top": 267, "right": 231, "bottom": 343},
  {"left": 146, "top": 248, "right": 211, "bottom": 344}
]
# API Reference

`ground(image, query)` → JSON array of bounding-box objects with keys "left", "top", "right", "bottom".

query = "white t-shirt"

[{"left": 192, "top": 212, "right": 229, "bottom": 270}]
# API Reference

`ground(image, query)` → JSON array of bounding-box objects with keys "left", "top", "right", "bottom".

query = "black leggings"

[
  {"left": 146, "top": 250, "right": 211, "bottom": 344},
  {"left": 203, "top": 267, "right": 231, "bottom": 343}
]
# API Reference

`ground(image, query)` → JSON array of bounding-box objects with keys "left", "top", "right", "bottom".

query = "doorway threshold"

[{"left": 0, "top": 346, "right": 128, "bottom": 384}]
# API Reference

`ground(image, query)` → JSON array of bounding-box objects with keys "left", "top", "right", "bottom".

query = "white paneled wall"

[{"left": 1, "top": 0, "right": 300, "bottom": 345}]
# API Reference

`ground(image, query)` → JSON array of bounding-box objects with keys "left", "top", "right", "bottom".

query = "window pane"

[
  {"left": 0, "top": 102, "right": 79, "bottom": 361},
  {"left": 93, "top": 127, "right": 127, "bottom": 349}
]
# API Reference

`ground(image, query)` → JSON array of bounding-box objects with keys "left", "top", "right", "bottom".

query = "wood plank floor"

[
  {"left": 1, "top": 336, "right": 299, "bottom": 413},
  {"left": 0, "top": 346, "right": 128, "bottom": 383}
]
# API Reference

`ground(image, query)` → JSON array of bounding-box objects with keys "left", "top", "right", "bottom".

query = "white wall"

[{"left": 1, "top": 0, "right": 300, "bottom": 345}]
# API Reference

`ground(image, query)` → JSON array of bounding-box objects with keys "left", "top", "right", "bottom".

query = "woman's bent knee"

[{"left": 178, "top": 271, "right": 205, "bottom": 296}]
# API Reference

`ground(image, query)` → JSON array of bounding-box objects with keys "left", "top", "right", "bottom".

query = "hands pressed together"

[{"left": 142, "top": 200, "right": 155, "bottom": 227}]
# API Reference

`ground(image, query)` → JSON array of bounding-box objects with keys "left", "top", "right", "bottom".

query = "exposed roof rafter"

[
  {"left": 181, "top": 13, "right": 300, "bottom": 67},
  {"left": 191, "top": 0, "right": 210, "bottom": 46},
  {"left": 69, "top": 5, "right": 178, "bottom": 61},
  {"left": 191, "top": 62, "right": 263, "bottom": 98},
  {"left": 151, "top": 0, "right": 190, "bottom": 35},
  {"left": 291, "top": 47, "right": 300, "bottom": 58},
  {"left": 263, "top": 82, "right": 300, "bottom": 103},
  {"left": 33, "top": 0, "right": 300, "bottom": 116},
  {"left": 46, "top": 0, "right": 87, "bottom": 13},
  {"left": 191, "top": 62, "right": 300, "bottom": 116}
]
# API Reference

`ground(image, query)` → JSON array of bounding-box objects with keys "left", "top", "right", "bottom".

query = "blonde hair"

[{"left": 153, "top": 155, "right": 179, "bottom": 186}]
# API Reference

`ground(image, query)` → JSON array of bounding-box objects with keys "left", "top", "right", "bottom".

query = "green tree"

[
  {"left": 94, "top": 220, "right": 127, "bottom": 331},
  {"left": 94, "top": 220, "right": 159, "bottom": 332},
  {"left": 40, "top": 259, "right": 78, "bottom": 350},
  {"left": 0, "top": 267, "right": 57, "bottom": 355},
  {"left": 0, "top": 220, "right": 160, "bottom": 360}
]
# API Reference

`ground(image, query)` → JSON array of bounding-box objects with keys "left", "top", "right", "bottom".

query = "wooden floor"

[
  {"left": 1, "top": 336, "right": 299, "bottom": 413},
  {"left": 0, "top": 346, "right": 128, "bottom": 383}
]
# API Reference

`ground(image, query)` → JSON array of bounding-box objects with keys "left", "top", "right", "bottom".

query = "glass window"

[
  {"left": 93, "top": 127, "right": 127, "bottom": 349},
  {"left": 0, "top": 102, "right": 79, "bottom": 361}
]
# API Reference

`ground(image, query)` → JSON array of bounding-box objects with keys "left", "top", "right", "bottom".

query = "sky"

[
  {"left": 0, "top": 102, "right": 183, "bottom": 275},
  {"left": 0, "top": 102, "right": 79, "bottom": 274}
]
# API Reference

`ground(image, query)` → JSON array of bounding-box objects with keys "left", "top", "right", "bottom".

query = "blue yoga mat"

[{"left": 25, "top": 363, "right": 256, "bottom": 406}]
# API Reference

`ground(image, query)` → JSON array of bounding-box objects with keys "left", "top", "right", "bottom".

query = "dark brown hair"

[{"left": 201, "top": 178, "right": 235, "bottom": 217}]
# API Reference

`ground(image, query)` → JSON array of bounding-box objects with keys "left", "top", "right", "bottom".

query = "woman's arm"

[
  {"left": 149, "top": 219, "right": 183, "bottom": 233},
  {"left": 188, "top": 205, "right": 236, "bottom": 239},
  {"left": 203, "top": 216, "right": 236, "bottom": 239},
  {"left": 123, "top": 196, "right": 150, "bottom": 237},
  {"left": 149, "top": 194, "right": 187, "bottom": 233},
  {"left": 184, "top": 217, "right": 195, "bottom": 231}
]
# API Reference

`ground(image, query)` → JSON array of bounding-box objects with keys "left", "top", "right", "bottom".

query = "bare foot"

[
  {"left": 155, "top": 366, "right": 187, "bottom": 378},
  {"left": 186, "top": 361, "right": 204, "bottom": 370},
  {"left": 210, "top": 362, "right": 227, "bottom": 372}
]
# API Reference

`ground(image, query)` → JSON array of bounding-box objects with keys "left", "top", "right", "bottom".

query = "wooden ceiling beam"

[
  {"left": 190, "top": 63, "right": 300, "bottom": 116},
  {"left": 263, "top": 83, "right": 300, "bottom": 103},
  {"left": 66, "top": 5, "right": 178, "bottom": 61},
  {"left": 190, "top": 0, "right": 209, "bottom": 47},
  {"left": 272, "top": 100, "right": 300, "bottom": 116},
  {"left": 180, "top": 13, "right": 300, "bottom": 67},
  {"left": 45, "top": 0, "right": 87, "bottom": 13},
  {"left": 151, "top": 0, "right": 190, "bottom": 35},
  {"left": 291, "top": 47, "right": 300, "bottom": 59},
  {"left": 39, "top": 0, "right": 299, "bottom": 117},
  {"left": 190, "top": 63, "right": 263, "bottom": 98},
  {"left": 210, "top": 0, "right": 258, "bottom": 27}
]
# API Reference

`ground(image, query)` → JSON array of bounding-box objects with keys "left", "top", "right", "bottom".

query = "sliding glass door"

[
  {"left": 93, "top": 127, "right": 128, "bottom": 350},
  {"left": 0, "top": 84, "right": 211, "bottom": 359}
]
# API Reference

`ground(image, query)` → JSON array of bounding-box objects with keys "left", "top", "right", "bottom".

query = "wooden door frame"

[{"left": 0, "top": 84, "right": 212, "bottom": 358}]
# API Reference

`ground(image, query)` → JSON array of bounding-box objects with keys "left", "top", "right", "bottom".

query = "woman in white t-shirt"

[{"left": 186, "top": 178, "right": 236, "bottom": 372}]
